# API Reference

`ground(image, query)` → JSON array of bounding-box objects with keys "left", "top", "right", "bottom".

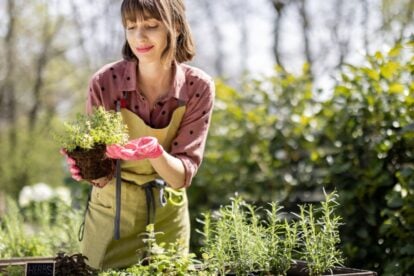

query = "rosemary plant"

[
  {"left": 295, "top": 190, "right": 344, "bottom": 276},
  {"left": 200, "top": 197, "right": 272, "bottom": 275},
  {"left": 199, "top": 191, "right": 344, "bottom": 275},
  {"left": 265, "top": 202, "right": 297, "bottom": 275}
]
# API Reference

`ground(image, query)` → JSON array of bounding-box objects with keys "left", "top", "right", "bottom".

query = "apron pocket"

[{"left": 90, "top": 185, "right": 114, "bottom": 209}]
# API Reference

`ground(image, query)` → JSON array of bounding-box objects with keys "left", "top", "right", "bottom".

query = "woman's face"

[{"left": 125, "top": 15, "right": 168, "bottom": 65}]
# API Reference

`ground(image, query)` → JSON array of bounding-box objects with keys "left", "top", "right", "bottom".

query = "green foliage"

[
  {"left": 198, "top": 191, "right": 342, "bottom": 275},
  {"left": 190, "top": 60, "right": 327, "bottom": 253},
  {"left": 198, "top": 197, "right": 270, "bottom": 275},
  {"left": 0, "top": 197, "right": 82, "bottom": 258},
  {"left": 321, "top": 41, "right": 414, "bottom": 274},
  {"left": 54, "top": 106, "right": 129, "bottom": 151},
  {"left": 294, "top": 190, "right": 344, "bottom": 276},
  {"left": 0, "top": 265, "right": 25, "bottom": 276},
  {"left": 191, "top": 40, "right": 414, "bottom": 275},
  {"left": 55, "top": 252, "right": 98, "bottom": 276},
  {"left": 101, "top": 224, "right": 200, "bottom": 276},
  {"left": 265, "top": 202, "right": 297, "bottom": 274},
  {"left": 0, "top": 120, "right": 69, "bottom": 199}
]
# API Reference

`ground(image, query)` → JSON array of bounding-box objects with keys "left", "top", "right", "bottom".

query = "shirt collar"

[{"left": 120, "top": 59, "right": 188, "bottom": 102}]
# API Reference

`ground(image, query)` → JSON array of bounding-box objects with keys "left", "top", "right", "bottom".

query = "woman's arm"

[{"left": 149, "top": 152, "right": 186, "bottom": 189}]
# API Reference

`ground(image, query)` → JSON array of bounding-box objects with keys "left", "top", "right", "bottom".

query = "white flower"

[
  {"left": 19, "top": 183, "right": 71, "bottom": 207},
  {"left": 54, "top": 187, "right": 71, "bottom": 205},
  {"left": 31, "top": 183, "right": 54, "bottom": 202}
]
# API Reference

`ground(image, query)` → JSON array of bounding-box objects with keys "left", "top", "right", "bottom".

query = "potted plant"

[{"left": 55, "top": 106, "right": 129, "bottom": 181}]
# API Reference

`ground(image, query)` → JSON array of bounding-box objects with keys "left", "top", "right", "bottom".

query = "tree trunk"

[
  {"left": 28, "top": 16, "right": 64, "bottom": 132},
  {"left": 271, "top": 0, "right": 286, "bottom": 70},
  {"left": 298, "top": 0, "right": 313, "bottom": 79},
  {"left": 1, "top": 0, "right": 17, "bottom": 152}
]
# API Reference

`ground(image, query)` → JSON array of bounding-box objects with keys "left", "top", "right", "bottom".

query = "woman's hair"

[{"left": 121, "top": 0, "right": 195, "bottom": 65}]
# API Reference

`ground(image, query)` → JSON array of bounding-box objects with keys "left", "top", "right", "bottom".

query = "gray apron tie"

[{"left": 141, "top": 179, "right": 167, "bottom": 225}]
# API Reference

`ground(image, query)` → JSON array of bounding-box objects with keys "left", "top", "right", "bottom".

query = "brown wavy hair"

[{"left": 121, "top": 0, "right": 195, "bottom": 65}]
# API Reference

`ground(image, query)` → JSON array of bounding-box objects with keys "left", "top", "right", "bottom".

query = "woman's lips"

[{"left": 136, "top": 46, "right": 154, "bottom": 53}]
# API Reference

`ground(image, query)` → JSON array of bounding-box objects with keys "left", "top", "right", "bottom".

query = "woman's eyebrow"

[{"left": 126, "top": 17, "right": 159, "bottom": 24}]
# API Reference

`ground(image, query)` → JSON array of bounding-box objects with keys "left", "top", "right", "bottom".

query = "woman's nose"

[{"left": 135, "top": 27, "right": 148, "bottom": 40}]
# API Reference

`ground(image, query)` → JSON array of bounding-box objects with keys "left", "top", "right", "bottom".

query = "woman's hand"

[
  {"left": 90, "top": 175, "right": 112, "bottom": 188},
  {"left": 60, "top": 149, "right": 82, "bottom": 181},
  {"left": 60, "top": 148, "right": 111, "bottom": 189},
  {"left": 106, "top": 136, "right": 164, "bottom": 160}
]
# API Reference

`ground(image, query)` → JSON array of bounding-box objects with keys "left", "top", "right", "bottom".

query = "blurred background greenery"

[{"left": 0, "top": 0, "right": 413, "bottom": 275}]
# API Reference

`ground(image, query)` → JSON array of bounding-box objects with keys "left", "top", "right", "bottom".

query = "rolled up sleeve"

[{"left": 170, "top": 79, "right": 215, "bottom": 188}]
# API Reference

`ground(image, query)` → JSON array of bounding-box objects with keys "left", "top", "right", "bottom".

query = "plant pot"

[
  {"left": 68, "top": 144, "right": 114, "bottom": 181},
  {"left": 287, "top": 260, "right": 377, "bottom": 276}
]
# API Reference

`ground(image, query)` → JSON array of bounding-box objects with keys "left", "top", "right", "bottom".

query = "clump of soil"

[{"left": 68, "top": 144, "right": 114, "bottom": 181}]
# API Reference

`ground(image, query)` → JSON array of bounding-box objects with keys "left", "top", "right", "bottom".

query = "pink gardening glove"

[
  {"left": 60, "top": 149, "right": 82, "bottom": 181},
  {"left": 106, "top": 136, "right": 164, "bottom": 160}
]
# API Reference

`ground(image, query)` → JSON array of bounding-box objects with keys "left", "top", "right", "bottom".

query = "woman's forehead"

[{"left": 123, "top": 7, "right": 161, "bottom": 22}]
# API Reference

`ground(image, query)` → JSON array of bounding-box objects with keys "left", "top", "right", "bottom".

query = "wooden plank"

[{"left": 0, "top": 257, "right": 55, "bottom": 266}]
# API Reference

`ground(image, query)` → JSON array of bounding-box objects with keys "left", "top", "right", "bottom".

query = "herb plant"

[
  {"left": 265, "top": 202, "right": 297, "bottom": 275},
  {"left": 198, "top": 197, "right": 266, "bottom": 275},
  {"left": 199, "top": 191, "right": 343, "bottom": 275},
  {"left": 295, "top": 189, "right": 344, "bottom": 276},
  {"left": 101, "top": 224, "right": 200, "bottom": 276},
  {"left": 55, "top": 106, "right": 129, "bottom": 152}
]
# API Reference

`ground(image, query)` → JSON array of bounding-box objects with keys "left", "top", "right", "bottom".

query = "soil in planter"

[{"left": 68, "top": 144, "right": 114, "bottom": 181}]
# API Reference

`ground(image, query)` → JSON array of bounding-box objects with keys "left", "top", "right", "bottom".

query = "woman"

[{"left": 64, "top": 0, "right": 214, "bottom": 270}]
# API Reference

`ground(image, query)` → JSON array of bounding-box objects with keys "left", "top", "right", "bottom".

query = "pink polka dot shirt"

[{"left": 86, "top": 59, "right": 215, "bottom": 188}]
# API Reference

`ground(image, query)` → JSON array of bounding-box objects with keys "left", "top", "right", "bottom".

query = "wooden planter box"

[{"left": 0, "top": 257, "right": 55, "bottom": 275}]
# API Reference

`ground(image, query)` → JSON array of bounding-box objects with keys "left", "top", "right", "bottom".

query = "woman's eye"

[
  {"left": 146, "top": 24, "right": 158, "bottom": 29},
  {"left": 127, "top": 25, "right": 136, "bottom": 30}
]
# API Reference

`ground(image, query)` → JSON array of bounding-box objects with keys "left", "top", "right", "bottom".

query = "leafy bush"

[
  {"left": 54, "top": 106, "right": 129, "bottom": 151},
  {"left": 319, "top": 41, "right": 414, "bottom": 274}
]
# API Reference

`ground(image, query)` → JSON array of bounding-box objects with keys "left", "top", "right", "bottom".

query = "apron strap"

[
  {"left": 141, "top": 179, "right": 167, "bottom": 225},
  {"left": 78, "top": 186, "right": 93, "bottom": 241},
  {"left": 114, "top": 98, "right": 123, "bottom": 240}
]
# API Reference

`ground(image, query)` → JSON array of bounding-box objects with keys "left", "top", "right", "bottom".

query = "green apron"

[{"left": 81, "top": 106, "right": 190, "bottom": 270}]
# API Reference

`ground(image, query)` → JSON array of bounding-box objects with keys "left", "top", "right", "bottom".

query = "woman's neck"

[{"left": 137, "top": 61, "right": 174, "bottom": 103}]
